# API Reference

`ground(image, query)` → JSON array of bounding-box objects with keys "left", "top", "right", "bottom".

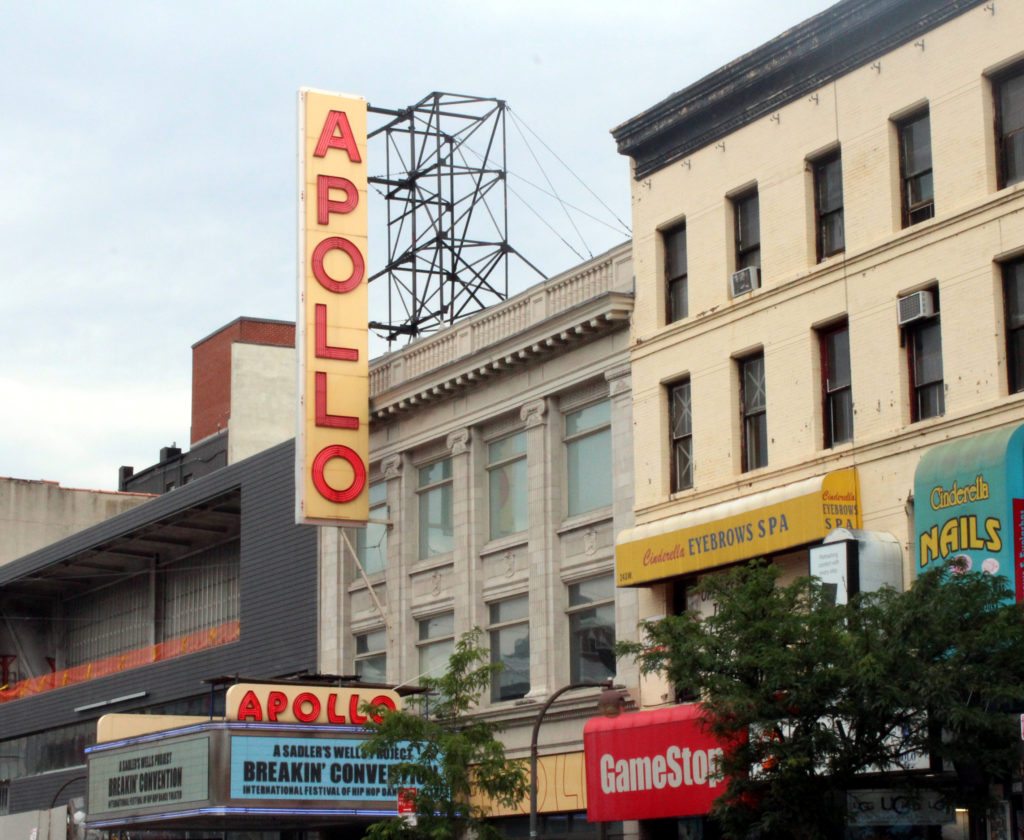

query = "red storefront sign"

[{"left": 583, "top": 704, "right": 734, "bottom": 822}]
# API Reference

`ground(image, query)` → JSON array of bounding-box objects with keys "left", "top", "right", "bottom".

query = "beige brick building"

[{"left": 599, "top": 0, "right": 1024, "bottom": 833}]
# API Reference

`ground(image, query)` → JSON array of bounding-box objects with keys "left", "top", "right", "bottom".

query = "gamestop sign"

[
  {"left": 296, "top": 88, "right": 370, "bottom": 526},
  {"left": 584, "top": 704, "right": 732, "bottom": 821}
]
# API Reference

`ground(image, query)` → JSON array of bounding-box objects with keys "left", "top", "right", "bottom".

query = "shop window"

[
  {"left": 418, "top": 458, "right": 453, "bottom": 559},
  {"left": 664, "top": 222, "right": 688, "bottom": 323},
  {"left": 567, "top": 575, "right": 615, "bottom": 683},
  {"left": 1004, "top": 258, "right": 1024, "bottom": 393},
  {"left": 670, "top": 379, "right": 693, "bottom": 491},
  {"left": 739, "top": 353, "right": 768, "bottom": 471},
  {"left": 417, "top": 612, "right": 454, "bottom": 682},
  {"left": 354, "top": 627, "right": 387, "bottom": 683},
  {"left": 902, "top": 290, "right": 944, "bottom": 421},
  {"left": 488, "top": 595, "right": 530, "bottom": 701},
  {"left": 994, "top": 64, "right": 1024, "bottom": 188},
  {"left": 733, "top": 189, "right": 761, "bottom": 270},
  {"left": 812, "top": 150, "right": 845, "bottom": 260},
  {"left": 356, "top": 481, "right": 388, "bottom": 574},
  {"left": 488, "top": 431, "right": 527, "bottom": 540},
  {"left": 565, "top": 400, "right": 611, "bottom": 517},
  {"left": 897, "top": 109, "right": 934, "bottom": 226},
  {"left": 820, "top": 322, "right": 853, "bottom": 447}
]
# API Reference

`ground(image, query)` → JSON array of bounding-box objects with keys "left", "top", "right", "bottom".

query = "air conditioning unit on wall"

[
  {"left": 730, "top": 265, "right": 761, "bottom": 298},
  {"left": 897, "top": 289, "right": 936, "bottom": 326}
]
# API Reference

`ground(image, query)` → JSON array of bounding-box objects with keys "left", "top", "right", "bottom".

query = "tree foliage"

[
  {"left": 618, "top": 561, "right": 1024, "bottom": 840},
  {"left": 361, "top": 628, "right": 528, "bottom": 840}
]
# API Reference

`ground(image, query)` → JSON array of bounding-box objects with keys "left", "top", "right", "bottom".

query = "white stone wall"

[
  {"left": 0, "top": 477, "right": 151, "bottom": 567},
  {"left": 318, "top": 243, "right": 639, "bottom": 763},
  {"left": 227, "top": 342, "right": 296, "bottom": 465}
]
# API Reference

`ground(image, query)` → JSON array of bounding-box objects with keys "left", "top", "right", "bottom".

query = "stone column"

[
  {"left": 520, "top": 398, "right": 553, "bottom": 698},
  {"left": 380, "top": 454, "right": 403, "bottom": 683},
  {"left": 446, "top": 428, "right": 473, "bottom": 637}
]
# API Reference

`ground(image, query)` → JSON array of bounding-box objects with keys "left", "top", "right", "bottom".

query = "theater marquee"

[{"left": 296, "top": 88, "right": 370, "bottom": 526}]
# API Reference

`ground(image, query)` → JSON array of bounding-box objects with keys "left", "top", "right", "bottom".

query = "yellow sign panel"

[
  {"left": 616, "top": 469, "right": 860, "bottom": 586},
  {"left": 296, "top": 89, "right": 370, "bottom": 525},
  {"left": 473, "top": 752, "right": 588, "bottom": 817}
]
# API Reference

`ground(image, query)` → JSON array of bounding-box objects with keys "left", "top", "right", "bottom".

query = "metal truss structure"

[{"left": 367, "top": 92, "right": 543, "bottom": 344}]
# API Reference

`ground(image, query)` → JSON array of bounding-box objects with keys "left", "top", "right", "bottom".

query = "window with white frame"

[
  {"left": 418, "top": 459, "right": 453, "bottom": 559},
  {"left": 354, "top": 627, "right": 387, "bottom": 683},
  {"left": 488, "top": 431, "right": 527, "bottom": 540},
  {"left": 417, "top": 612, "right": 454, "bottom": 682},
  {"left": 565, "top": 400, "right": 612, "bottom": 517},
  {"left": 356, "top": 481, "right": 388, "bottom": 575},
  {"left": 488, "top": 595, "right": 530, "bottom": 701},
  {"left": 567, "top": 575, "right": 615, "bottom": 683}
]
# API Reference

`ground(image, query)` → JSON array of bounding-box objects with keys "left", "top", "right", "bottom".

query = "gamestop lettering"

[{"left": 600, "top": 746, "right": 723, "bottom": 794}]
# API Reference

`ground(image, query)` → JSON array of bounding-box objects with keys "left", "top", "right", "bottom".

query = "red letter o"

[
  {"left": 312, "top": 236, "right": 364, "bottom": 293},
  {"left": 312, "top": 445, "right": 366, "bottom": 503},
  {"left": 293, "top": 692, "right": 321, "bottom": 723}
]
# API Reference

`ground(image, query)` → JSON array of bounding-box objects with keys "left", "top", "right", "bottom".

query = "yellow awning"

[{"left": 615, "top": 469, "right": 860, "bottom": 586}]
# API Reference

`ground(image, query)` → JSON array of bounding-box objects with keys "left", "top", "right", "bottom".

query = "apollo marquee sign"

[{"left": 296, "top": 88, "right": 370, "bottom": 526}]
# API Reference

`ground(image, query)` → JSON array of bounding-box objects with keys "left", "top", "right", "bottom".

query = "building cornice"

[
  {"left": 369, "top": 243, "right": 633, "bottom": 423},
  {"left": 612, "top": 0, "right": 988, "bottom": 180}
]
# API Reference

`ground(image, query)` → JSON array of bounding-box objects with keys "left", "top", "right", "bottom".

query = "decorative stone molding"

[
  {"left": 446, "top": 428, "right": 470, "bottom": 456},
  {"left": 584, "top": 528, "right": 598, "bottom": 556},
  {"left": 520, "top": 399, "right": 547, "bottom": 428},
  {"left": 381, "top": 455, "right": 403, "bottom": 480},
  {"left": 504, "top": 550, "right": 516, "bottom": 578},
  {"left": 604, "top": 364, "right": 632, "bottom": 398}
]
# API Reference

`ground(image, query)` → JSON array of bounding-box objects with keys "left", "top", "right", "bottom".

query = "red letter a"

[{"left": 315, "top": 111, "right": 362, "bottom": 162}]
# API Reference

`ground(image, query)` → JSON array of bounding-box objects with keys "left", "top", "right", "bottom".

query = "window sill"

[
  {"left": 557, "top": 507, "right": 613, "bottom": 536},
  {"left": 480, "top": 533, "right": 528, "bottom": 558},
  {"left": 411, "top": 553, "right": 454, "bottom": 573}
]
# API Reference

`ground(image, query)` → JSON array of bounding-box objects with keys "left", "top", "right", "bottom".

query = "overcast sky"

[{"left": 0, "top": 0, "right": 834, "bottom": 491}]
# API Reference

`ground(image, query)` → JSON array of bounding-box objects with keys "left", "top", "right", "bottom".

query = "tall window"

[
  {"left": 488, "top": 595, "right": 530, "bottom": 701},
  {"left": 1004, "top": 259, "right": 1024, "bottom": 393},
  {"left": 905, "top": 294, "right": 944, "bottom": 421},
  {"left": 417, "top": 612, "right": 454, "bottom": 681},
  {"left": 488, "top": 432, "right": 527, "bottom": 540},
  {"left": 418, "top": 458, "right": 453, "bottom": 559},
  {"left": 354, "top": 627, "right": 387, "bottom": 683},
  {"left": 995, "top": 66, "right": 1024, "bottom": 188},
  {"left": 733, "top": 189, "right": 761, "bottom": 270},
  {"left": 664, "top": 222, "right": 688, "bottom": 323},
  {"left": 356, "top": 481, "right": 388, "bottom": 574},
  {"left": 813, "top": 151, "right": 845, "bottom": 260},
  {"left": 739, "top": 353, "right": 768, "bottom": 471},
  {"left": 670, "top": 379, "right": 693, "bottom": 491},
  {"left": 820, "top": 324, "right": 853, "bottom": 447},
  {"left": 565, "top": 400, "right": 611, "bottom": 516},
  {"left": 897, "top": 110, "right": 934, "bottom": 226},
  {"left": 567, "top": 575, "right": 615, "bottom": 683}
]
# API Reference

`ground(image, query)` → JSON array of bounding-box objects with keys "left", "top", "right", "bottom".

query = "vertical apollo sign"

[{"left": 297, "top": 89, "right": 370, "bottom": 525}]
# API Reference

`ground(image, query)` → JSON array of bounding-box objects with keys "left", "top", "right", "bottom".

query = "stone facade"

[{"left": 318, "top": 242, "right": 639, "bottom": 787}]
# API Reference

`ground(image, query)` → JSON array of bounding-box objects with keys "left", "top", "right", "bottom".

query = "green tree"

[
  {"left": 618, "top": 560, "right": 1024, "bottom": 840},
  {"left": 361, "top": 628, "right": 529, "bottom": 840}
]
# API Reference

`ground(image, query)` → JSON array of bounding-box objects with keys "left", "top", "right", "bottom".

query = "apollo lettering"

[
  {"left": 234, "top": 689, "right": 396, "bottom": 725},
  {"left": 599, "top": 746, "right": 723, "bottom": 794}
]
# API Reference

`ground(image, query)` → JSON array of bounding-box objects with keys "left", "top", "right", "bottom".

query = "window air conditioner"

[
  {"left": 730, "top": 266, "right": 761, "bottom": 298},
  {"left": 896, "top": 289, "right": 936, "bottom": 326}
]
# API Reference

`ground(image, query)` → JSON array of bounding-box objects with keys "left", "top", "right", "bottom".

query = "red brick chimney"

[{"left": 190, "top": 318, "right": 295, "bottom": 444}]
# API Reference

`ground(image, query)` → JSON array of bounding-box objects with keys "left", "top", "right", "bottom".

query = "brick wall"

[{"left": 190, "top": 318, "right": 295, "bottom": 444}]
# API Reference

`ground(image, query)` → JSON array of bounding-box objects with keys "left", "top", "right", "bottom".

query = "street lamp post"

[{"left": 528, "top": 680, "right": 626, "bottom": 840}]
